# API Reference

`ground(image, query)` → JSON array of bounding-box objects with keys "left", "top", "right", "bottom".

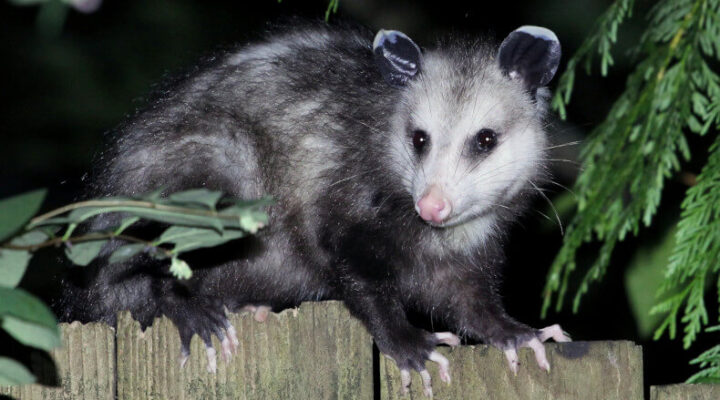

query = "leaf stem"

[
  {"left": 0, "top": 232, "right": 173, "bottom": 258},
  {"left": 28, "top": 199, "right": 239, "bottom": 227}
]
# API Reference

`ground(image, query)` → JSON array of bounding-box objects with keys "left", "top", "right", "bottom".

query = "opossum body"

[{"left": 59, "top": 22, "right": 569, "bottom": 393}]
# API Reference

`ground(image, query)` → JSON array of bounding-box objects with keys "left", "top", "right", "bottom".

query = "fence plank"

[
  {"left": 650, "top": 383, "right": 720, "bottom": 400},
  {"left": 0, "top": 321, "right": 115, "bottom": 400},
  {"left": 2, "top": 304, "right": 659, "bottom": 400},
  {"left": 115, "top": 300, "right": 373, "bottom": 400},
  {"left": 380, "top": 340, "right": 643, "bottom": 400}
]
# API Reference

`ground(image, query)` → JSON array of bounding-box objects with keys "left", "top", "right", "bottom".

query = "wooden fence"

[{"left": 1, "top": 301, "right": 718, "bottom": 399}]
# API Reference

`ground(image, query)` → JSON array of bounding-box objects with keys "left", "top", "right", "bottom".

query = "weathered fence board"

[
  {"left": 115, "top": 300, "right": 373, "bottom": 400},
  {"left": 650, "top": 383, "right": 720, "bottom": 400},
  {"left": 0, "top": 321, "right": 115, "bottom": 400},
  {"left": 4, "top": 301, "right": 682, "bottom": 400},
  {"left": 380, "top": 340, "right": 643, "bottom": 400}
]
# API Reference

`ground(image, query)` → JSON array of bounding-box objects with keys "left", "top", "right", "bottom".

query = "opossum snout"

[{"left": 416, "top": 184, "right": 452, "bottom": 224}]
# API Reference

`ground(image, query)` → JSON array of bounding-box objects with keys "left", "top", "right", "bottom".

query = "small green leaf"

[
  {"left": 0, "top": 189, "right": 46, "bottom": 243},
  {"left": 109, "top": 243, "right": 145, "bottom": 264},
  {"left": 239, "top": 213, "right": 267, "bottom": 233},
  {"left": 66, "top": 207, "right": 105, "bottom": 224},
  {"left": 0, "top": 250, "right": 31, "bottom": 288},
  {"left": 0, "top": 356, "right": 36, "bottom": 386},
  {"left": 64, "top": 240, "right": 107, "bottom": 266},
  {"left": 169, "top": 189, "right": 223, "bottom": 209},
  {"left": 2, "top": 315, "right": 61, "bottom": 351},
  {"left": 158, "top": 226, "right": 246, "bottom": 253},
  {"left": 114, "top": 216, "right": 140, "bottom": 235},
  {"left": 170, "top": 257, "right": 192, "bottom": 279},
  {"left": 11, "top": 230, "right": 49, "bottom": 246},
  {"left": 0, "top": 287, "right": 58, "bottom": 331}
]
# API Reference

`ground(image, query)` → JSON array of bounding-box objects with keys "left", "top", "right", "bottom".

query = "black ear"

[
  {"left": 497, "top": 26, "right": 561, "bottom": 90},
  {"left": 373, "top": 30, "right": 422, "bottom": 87}
]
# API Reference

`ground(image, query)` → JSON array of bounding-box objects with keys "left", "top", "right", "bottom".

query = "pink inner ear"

[{"left": 416, "top": 185, "right": 452, "bottom": 223}]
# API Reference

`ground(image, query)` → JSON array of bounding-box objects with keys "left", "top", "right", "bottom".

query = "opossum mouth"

[{"left": 422, "top": 207, "right": 493, "bottom": 229}]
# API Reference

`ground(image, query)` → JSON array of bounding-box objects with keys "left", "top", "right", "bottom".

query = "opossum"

[{"left": 58, "top": 21, "right": 569, "bottom": 395}]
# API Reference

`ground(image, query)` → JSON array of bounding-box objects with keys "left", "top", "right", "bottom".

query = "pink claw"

[
  {"left": 429, "top": 351, "right": 451, "bottom": 383},
  {"left": 435, "top": 332, "right": 460, "bottom": 347},
  {"left": 504, "top": 348, "right": 519, "bottom": 376}
]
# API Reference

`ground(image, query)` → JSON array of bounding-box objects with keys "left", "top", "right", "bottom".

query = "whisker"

[
  {"left": 527, "top": 179, "right": 564, "bottom": 235},
  {"left": 542, "top": 140, "right": 582, "bottom": 151}
]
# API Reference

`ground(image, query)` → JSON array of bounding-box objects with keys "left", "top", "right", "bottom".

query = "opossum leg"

[
  {"left": 340, "top": 275, "right": 458, "bottom": 396},
  {"left": 241, "top": 304, "right": 272, "bottom": 322}
]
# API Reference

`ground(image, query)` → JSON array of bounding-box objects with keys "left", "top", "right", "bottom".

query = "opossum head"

[{"left": 375, "top": 27, "right": 561, "bottom": 233}]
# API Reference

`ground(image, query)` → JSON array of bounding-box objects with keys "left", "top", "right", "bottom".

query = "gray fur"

[{"left": 58, "top": 22, "right": 559, "bottom": 375}]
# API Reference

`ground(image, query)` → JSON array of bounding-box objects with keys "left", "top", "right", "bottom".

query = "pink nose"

[{"left": 416, "top": 185, "right": 452, "bottom": 223}]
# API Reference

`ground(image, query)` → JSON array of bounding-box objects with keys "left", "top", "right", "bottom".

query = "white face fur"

[{"left": 388, "top": 52, "right": 548, "bottom": 239}]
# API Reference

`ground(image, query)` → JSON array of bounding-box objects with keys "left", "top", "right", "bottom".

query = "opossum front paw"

[
  {"left": 381, "top": 330, "right": 459, "bottom": 397},
  {"left": 491, "top": 323, "right": 571, "bottom": 375},
  {"left": 165, "top": 297, "right": 240, "bottom": 373}
]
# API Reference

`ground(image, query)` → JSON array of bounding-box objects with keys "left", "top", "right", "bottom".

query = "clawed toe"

[
  {"left": 419, "top": 369, "right": 433, "bottom": 397},
  {"left": 393, "top": 347, "right": 452, "bottom": 397},
  {"left": 179, "top": 350, "right": 190, "bottom": 369},
  {"left": 205, "top": 346, "right": 217, "bottom": 373},
  {"left": 221, "top": 335, "right": 234, "bottom": 362},
  {"left": 399, "top": 368, "right": 435, "bottom": 397},
  {"left": 175, "top": 312, "right": 241, "bottom": 372},
  {"left": 429, "top": 351, "right": 451, "bottom": 383},
  {"left": 400, "top": 369, "right": 411, "bottom": 394},
  {"left": 539, "top": 324, "right": 571, "bottom": 343},
  {"left": 504, "top": 348, "right": 519, "bottom": 375},
  {"left": 503, "top": 323, "right": 571, "bottom": 375},
  {"left": 434, "top": 332, "right": 460, "bottom": 347},
  {"left": 527, "top": 338, "right": 550, "bottom": 372}
]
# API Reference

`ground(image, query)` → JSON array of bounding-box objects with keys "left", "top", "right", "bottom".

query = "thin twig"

[{"left": 1, "top": 232, "right": 173, "bottom": 258}]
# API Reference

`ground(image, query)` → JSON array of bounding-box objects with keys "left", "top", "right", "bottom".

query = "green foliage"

[
  {"left": 688, "top": 326, "right": 720, "bottom": 383},
  {"left": 325, "top": 0, "right": 340, "bottom": 21},
  {"left": 551, "top": 0, "right": 635, "bottom": 119},
  {"left": 0, "top": 189, "right": 46, "bottom": 242},
  {"left": 0, "top": 188, "right": 272, "bottom": 386},
  {"left": 0, "top": 357, "right": 35, "bottom": 386},
  {"left": 543, "top": 0, "right": 720, "bottom": 381},
  {"left": 651, "top": 134, "right": 720, "bottom": 347},
  {"left": 0, "top": 286, "right": 60, "bottom": 351}
]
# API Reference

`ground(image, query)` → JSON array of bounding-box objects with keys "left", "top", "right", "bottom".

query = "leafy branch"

[
  {"left": 551, "top": 0, "right": 635, "bottom": 119},
  {"left": 542, "top": 0, "right": 720, "bottom": 381},
  {"left": 0, "top": 188, "right": 272, "bottom": 385}
]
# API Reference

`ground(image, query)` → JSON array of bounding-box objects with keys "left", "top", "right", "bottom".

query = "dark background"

[{"left": 0, "top": 0, "right": 705, "bottom": 391}]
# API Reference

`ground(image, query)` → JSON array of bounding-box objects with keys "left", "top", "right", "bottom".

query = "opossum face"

[
  {"left": 400, "top": 66, "right": 546, "bottom": 228},
  {"left": 375, "top": 27, "right": 561, "bottom": 229}
]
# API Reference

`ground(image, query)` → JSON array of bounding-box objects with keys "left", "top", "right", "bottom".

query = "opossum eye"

[
  {"left": 412, "top": 129, "right": 429, "bottom": 154},
  {"left": 474, "top": 129, "right": 497, "bottom": 152}
]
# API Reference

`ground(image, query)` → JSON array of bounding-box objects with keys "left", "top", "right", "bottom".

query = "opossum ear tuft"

[
  {"left": 373, "top": 30, "right": 422, "bottom": 87},
  {"left": 497, "top": 26, "right": 561, "bottom": 91}
]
